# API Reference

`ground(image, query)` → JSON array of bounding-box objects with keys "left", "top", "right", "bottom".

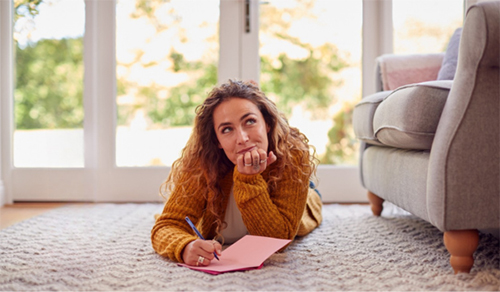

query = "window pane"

[
  {"left": 259, "top": 0, "right": 362, "bottom": 165},
  {"left": 393, "top": 0, "right": 463, "bottom": 54},
  {"left": 13, "top": 0, "right": 85, "bottom": 168},
  {"left": 116, "top": 0, "right": 219, "bottom": 167}
]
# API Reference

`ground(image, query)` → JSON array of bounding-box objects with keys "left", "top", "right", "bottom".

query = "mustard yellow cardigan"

[{"left": 151, "top": 160, "right": 323, "bottom": 263}]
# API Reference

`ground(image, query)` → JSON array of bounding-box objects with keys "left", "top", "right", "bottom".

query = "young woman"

[{"left": 151, "top": 80, "right": 322, "bottom": 267}]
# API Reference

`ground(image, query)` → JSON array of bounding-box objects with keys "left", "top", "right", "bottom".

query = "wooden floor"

[{"left": 0, "top": 202, "right": 70, "bottom": 230}]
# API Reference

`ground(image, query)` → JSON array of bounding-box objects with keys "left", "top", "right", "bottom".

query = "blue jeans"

[{"left": 309, "top": 181, "right": 322, "bottom": 199}]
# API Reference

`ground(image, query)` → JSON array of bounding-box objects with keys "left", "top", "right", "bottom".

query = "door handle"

[
  {"left": 245, "top": 0, "right": 250, "bottom": 33},
  {"left": 245, "top": 0, "right": 269, "bottom": 33}
]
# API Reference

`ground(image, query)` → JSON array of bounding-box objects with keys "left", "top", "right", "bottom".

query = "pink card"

[{"left": 179, "top": 235, "right": 291, "bottom": 275}]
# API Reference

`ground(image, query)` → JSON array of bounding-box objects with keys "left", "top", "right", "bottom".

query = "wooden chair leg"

[
  {"left": 443, "top": 229, "right": 479, "bottom": 274},
  {"left": 367, "top": 191, "right": 384, "bottom": 216}
]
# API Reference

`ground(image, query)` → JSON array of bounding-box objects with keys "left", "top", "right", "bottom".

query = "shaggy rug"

[{"left": 0, "top": 203, "right": 498, "bottom": 291}]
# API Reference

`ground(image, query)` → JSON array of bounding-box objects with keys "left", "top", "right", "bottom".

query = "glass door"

[
  {"left": 259, "top": 0, "right": 365, "bottom": 201},
  {"left": 1, "top": 0, "right": 369, "bottom": 203},
  {"left": 100, "top": 0, "right": 260, "bottom": 202},
  {"left": 7, "top": 0, "right": 89, "bottom": 201},
  {"left": 2, "top": 0, "right": 364, "bottom": 203},
  {"left": 92, "top": 0, "right": 225, "bottom": 202},
  {"left": 4, "top": 0, "right": 248, "bottom": 202}
]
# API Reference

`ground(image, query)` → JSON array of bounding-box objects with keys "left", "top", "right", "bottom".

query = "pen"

[{"left": 185, "top": 216, "right": 220, "bottom": 260}]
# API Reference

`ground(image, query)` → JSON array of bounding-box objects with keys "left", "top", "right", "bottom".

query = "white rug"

[{"left": 0, "top": 203, "right": 498, "bottom": 291}]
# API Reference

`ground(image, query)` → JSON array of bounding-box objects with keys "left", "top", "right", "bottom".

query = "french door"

[{"left": 1, "top": 0, "right": 386, "bottom": 204}]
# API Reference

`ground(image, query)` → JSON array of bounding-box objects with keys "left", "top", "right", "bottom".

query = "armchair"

[{"left": 352, "top": 1, "right": 499, "bottom": 274}]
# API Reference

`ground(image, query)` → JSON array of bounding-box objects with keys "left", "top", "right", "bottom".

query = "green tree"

[
  {"left": 14, "top": 0, "right": 359, "bottom": 165},
  {"left": 259, "top": 1, "right": 354, "bottom": 164},
  {"left": 14, "top": 0, "right": 43, "bottom": 21},
  {"left": 14, "top": 0, "right": 84, "bottom": 130},
  {"left": 260, "top": 42, "right": 346, "bottom": 118},
  {"left": 15, "top": 37, "right": 84, "bottom": 129},
  {"left": 260, "top": 1, "right": 347, "bottom": 118},
  {"left": 320, "top": 100, "right": 359, "bottom": 165},
  {"left": 118, "top": 50, "right": 217, "bottom": 127},
  {"left": 116, "top": 0, "right": 218, "bottom": 128},
  {"left": 120, "top": 0, "right": 356, "bottom": 165}
]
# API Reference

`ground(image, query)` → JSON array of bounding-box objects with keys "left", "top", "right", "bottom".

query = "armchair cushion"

[
  {"left": 373, "top": 80, "right": 452, "bottom": 150},
  {"left": 352, "top": 90, "right": 393, "bottom": 146},
  {"left": 437, "top": 28, "right": 462, "bottom": 80},
  {"left": 377, "top": 53, "right": 444, "bottom": 91}
]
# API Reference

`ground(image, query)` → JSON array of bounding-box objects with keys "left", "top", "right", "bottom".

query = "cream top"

[{"left": 221, "top": 187, "right": 248, "bottom": 244}]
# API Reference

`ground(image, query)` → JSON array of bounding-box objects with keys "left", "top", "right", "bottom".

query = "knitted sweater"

[{"left": 151, "top": 157, "right": 323, "bottom": 263}]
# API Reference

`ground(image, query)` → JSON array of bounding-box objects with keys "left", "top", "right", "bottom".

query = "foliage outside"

[
  {"left": 15, "top": 0, "right": 362, "bottom": 165},
  {"left": 14, "top": 0, "right": 84, "bottom": 130},
  {"left": 14, "top": 0, "right": 461, "bottom": 166}
]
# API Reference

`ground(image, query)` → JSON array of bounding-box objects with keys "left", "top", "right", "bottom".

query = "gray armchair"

[{"left": 352, "top": 1, "right": 499, "bottom": 274}]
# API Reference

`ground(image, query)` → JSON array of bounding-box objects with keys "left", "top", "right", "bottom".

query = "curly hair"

[{"left": 160, "top": 79, "right": 318, "bottom": 235}]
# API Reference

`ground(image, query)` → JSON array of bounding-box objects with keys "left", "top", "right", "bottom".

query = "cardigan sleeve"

[
  {"left": 232, "top": 153, "right": 310, "bottom": 240},
  {"left": 150, "top": 174, "right": 207, "bottom": 263}
]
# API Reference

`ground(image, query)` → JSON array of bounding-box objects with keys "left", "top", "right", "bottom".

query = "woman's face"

[{"left": 213, "top": 97, "right": 269, "bottom": 165}]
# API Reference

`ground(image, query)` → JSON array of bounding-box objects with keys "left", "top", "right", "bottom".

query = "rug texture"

[{"left": 0, "top": 203, "right": 499, "bottom": 291}]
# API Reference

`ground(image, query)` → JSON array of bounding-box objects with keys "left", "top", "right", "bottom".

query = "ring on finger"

[
  {"left": 259, "top": 159, "right": 267, "bottom": 164},
  {"left": 198, "top": 256, "right": 205, "bottom": 265},
  {"left": 244, "top": 163, "right": 252, "bottom": 166}
]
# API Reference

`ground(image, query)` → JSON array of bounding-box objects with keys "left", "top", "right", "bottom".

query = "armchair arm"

[
  {"left": 375, "top": 53, "right": 444, "bottom": 91},
  {"left": 427, "top": 1, "right": 499, "bottom": 231}
]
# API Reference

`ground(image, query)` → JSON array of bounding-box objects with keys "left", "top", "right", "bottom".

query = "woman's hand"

[
  {"left": 182, "top": 239, "right": 222, "bottom": 266},
  {"left": 236, "top": 149, "right": 277, "bottom": 175}
]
